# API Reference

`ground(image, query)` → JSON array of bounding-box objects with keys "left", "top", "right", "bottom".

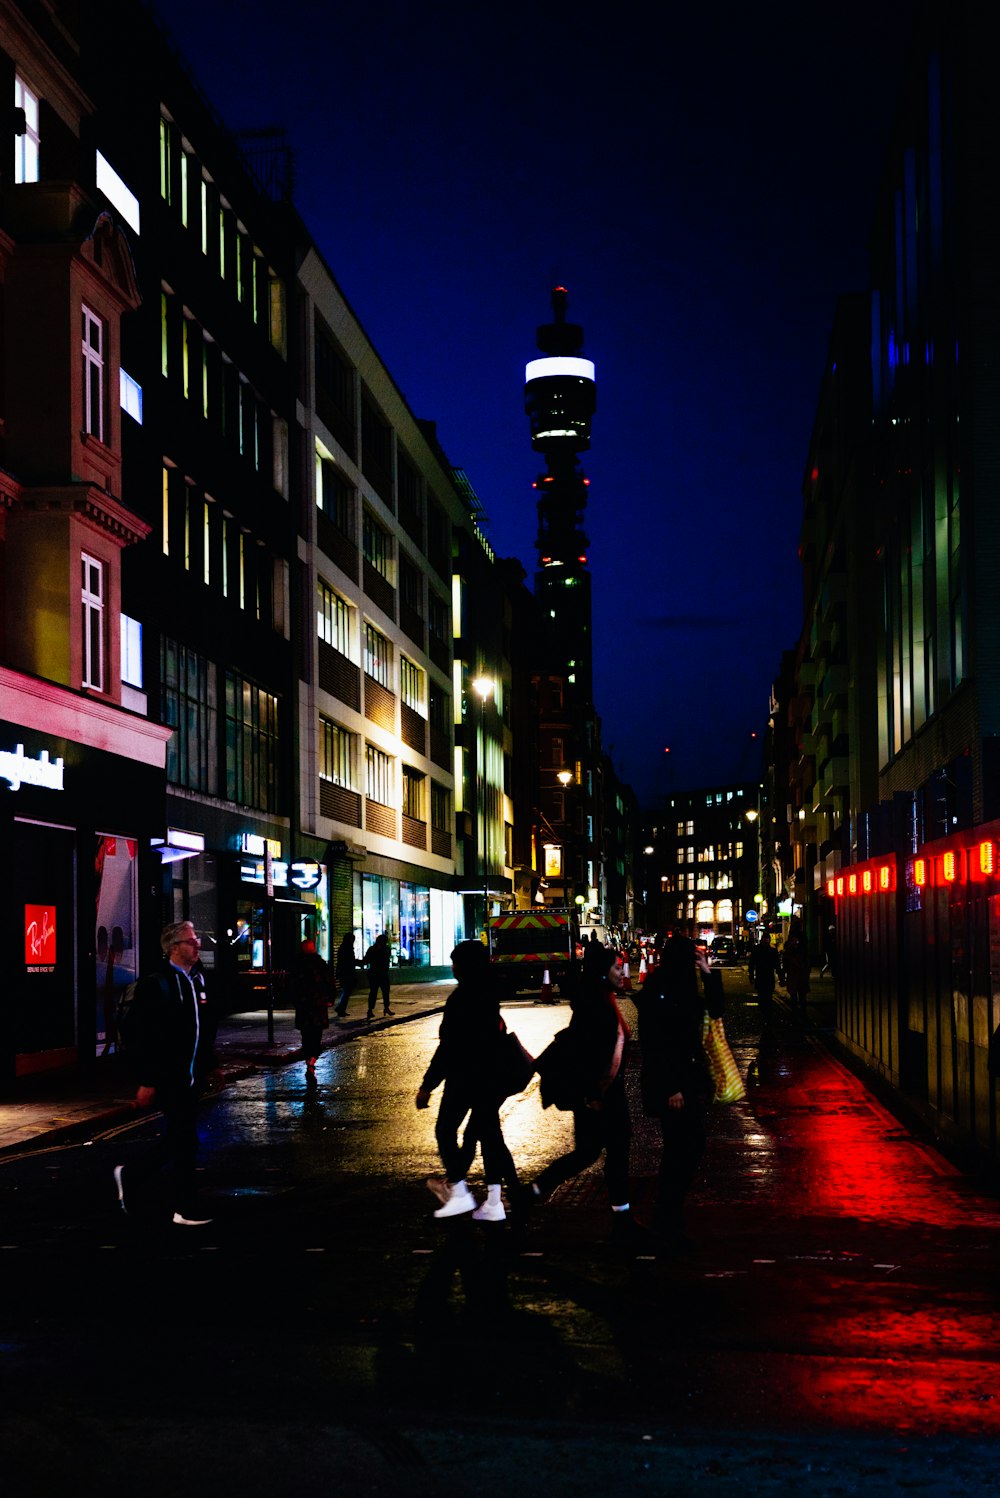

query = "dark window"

[
  {"left": 315, "top": 315, "right": 356, "bottom": 457},
  {"left": 361, "top": 388, "right": 393, "bottom": 503},
  {"left": 225, "top": 670, "right": 280, "bottom": 811},
  {"left": 162, "top": 637, "right": 218, "bottom": 793}
]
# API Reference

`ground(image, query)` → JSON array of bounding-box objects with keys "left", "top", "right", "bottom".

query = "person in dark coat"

[
  {"left": 365, "top": 932, "right": 393, "bottom": 1018},
  {"left": 111, "top": 920, "right": 217, "bottom": 1227},
  {"left": 415, "top": 940, "right": 517, "bottom": 1221},
  {"left": 334, "top": 931, "right": 358, "bottom": 1018},
  {"left": 292, "top": 938, "right": 334, "bottom": 1072},
  {"left": 753, "top": 932, "right": 781, "bottom": 1027},
  {"left": 526, "top": 946, "right": 633, "bottom": 1237},
  {"left": 635, "top": 935, "right": 713, "bottom": 1252},
  {"left": 781, "top": 916, "right": 811, "bottom": 1019}
]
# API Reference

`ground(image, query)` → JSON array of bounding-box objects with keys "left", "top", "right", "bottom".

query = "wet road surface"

[{"left": 1, "top": 971, "right": 998, "bottom": 1494}]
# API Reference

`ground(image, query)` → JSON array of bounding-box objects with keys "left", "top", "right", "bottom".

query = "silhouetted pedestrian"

[
  {"left": 292, "top": 938, "right": 334, "bottom": 1073},
  {"left": 416, "top": 941, "right": 518, "bottom": 1221},
  {"left": 365, "top": 932, "right": 393, "bottom": 1017},
  {"left": 635, "top": 936, "right": 712, "bottom": 1252},
  {"left": 334, "top": 931, "right": 357, "bottom": 1017},
  {"left": 526, "top": 946, "right": 633, "bottom": 1241}
]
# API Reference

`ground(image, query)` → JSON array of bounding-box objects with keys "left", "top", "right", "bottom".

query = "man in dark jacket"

[
  {"left": 527, "top": 947, "right": 633, "bottom": 1236},
  {"left": 636, "top": 936, "right": 712, "bottom": 1252},
  {"left": 365, "top": 932, "right": 393, "bottom": 1018},
  {"left": 112, "top": 920, "right": 216, "bottom": 1226}
]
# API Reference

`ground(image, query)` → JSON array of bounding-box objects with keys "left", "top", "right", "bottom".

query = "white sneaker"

[
  {"left": 472, "top": 1198, "right": 506, "bottom": 1223},
  {"left": 433, "top": 1183, "right": 475, "bottom": 1219},
  {"left": 171, "top": 1211, "right": 213, "bottom": 1227}
]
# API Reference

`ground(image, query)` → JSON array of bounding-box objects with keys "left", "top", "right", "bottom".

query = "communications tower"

[{"left": 524, "top": 287, "right": 597, "bottom": 700}]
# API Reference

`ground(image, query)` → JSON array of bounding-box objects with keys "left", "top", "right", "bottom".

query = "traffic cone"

[
  {"left": 638, "top": 953, "right": 647, "bottom": 983},
  {"left": 621, "top": 957, "right": 632, "bottom": 991},
  {"left": 540, "top": 967, "right": 552, "bottom": 1000}
]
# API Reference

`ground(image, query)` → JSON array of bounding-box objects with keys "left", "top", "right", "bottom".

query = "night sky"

[{"left": 150, "top": 0, "right": 918, "bottom": 808}]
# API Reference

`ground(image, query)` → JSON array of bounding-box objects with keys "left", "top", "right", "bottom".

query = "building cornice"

[{"left": 0, "top": 667, "right": 172, "bottom": 769}]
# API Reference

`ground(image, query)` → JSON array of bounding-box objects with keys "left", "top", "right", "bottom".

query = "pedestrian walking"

[
  {"left": 364, "top": 932, "right": 393, "bottom": 1017},
  {"left": 525, "top": 945, "right": 634, "bottom": 1242},
  {"left": 781, "top": 916, "right": 811, "bottom": 1019},
  {"left": 292, "top": 938, "right": 334, "bottom": 1073},
  {"left": 635, "top": 936, "right": 713, "bottom": 1253},
  {"left": 334, "top": 930, "right": 358, "bottom": 1018},
  {"left": 753, "top": 932, "right": 780, "bottom": 1027},
  {"left": 415, "top": 940, "right": 519, "bottom": 1222},
  {"left": 111, "top": 920, "right": 216, "bottom": 1227}
]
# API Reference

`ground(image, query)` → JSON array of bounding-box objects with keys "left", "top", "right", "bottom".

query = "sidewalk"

[{"left": 0, "top": 977, "right": 457, "bottom": 1156}]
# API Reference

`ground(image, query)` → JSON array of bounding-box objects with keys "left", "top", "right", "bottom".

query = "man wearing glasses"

[{"left": 112, "top": 920, "right": 216, "bottom": 1227}]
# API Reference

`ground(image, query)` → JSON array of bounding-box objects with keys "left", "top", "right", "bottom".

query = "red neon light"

[
  {"left": 878, "top": 864, "right": 893, "bottom": 891},
  {"left": 942, "top": 850, "right": 958, "bottom": 884},
  {"left": 836, "top": 876, "right": 845, "bottom": 897},
  {"left": 577, "top": 555, "right": 587, "bottom": 564},
  {"left": 913, "top": 858, "right": 927, "bottom": 888},
  {"left": 826, "top": 878, "right": 835, "bottom": 898},
  {"left": 848, "top": 873, "right": 858, "bottom": 895},
  {"left": 862, "top": 870, "right": 872, "bottom": 892},
  {"left": 979, "top": 841, "right": 996, "bottom": 876}
]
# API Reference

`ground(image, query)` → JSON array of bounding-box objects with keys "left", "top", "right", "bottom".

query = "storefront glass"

[
  {"left": 399, "top": 882, "right": 430, "bottom": 966},
  {"left": 95, "top": 833, "right": 139, "bottom": 1056}
]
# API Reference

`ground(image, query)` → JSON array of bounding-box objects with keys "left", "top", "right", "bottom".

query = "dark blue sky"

[{"left": 152, "top": 0, "right": 917, "bottom": 807}]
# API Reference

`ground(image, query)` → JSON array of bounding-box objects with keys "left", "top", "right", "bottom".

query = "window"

[
  {"left": 120, "top": 369, "right": 143, "bottom": 423},
  {"left": 362, "top": 509, "right": 390, "bottom": 579},
  {"left": 82, "top": 306, "right": 105, "bottom": 442},
  {"left": 399, "top": 553, "right": 424, "bottom": 616},
  {"left": 95, "top": 150, "right": 140, "bottom": 234},
  {"left": 400, "top": 658, "right": 425, "bottom": 713},
  {"left": 431, "top": 781, "right": 450, "bottom": 832},
  {"left": 364, "top": 621, "right": 390, "bottom": 687},
  {"left": 225, "top": 671, "right": 279, "bottom": 811},
  {"left": 429, "top": 684, "right": 449, "bottom": 733},
  {"left": 320, "top": 718, "right": 353, "bottom": 788},
  {"left": 366, "top": 745, "right": 392, "bottom": 806},
  {"left": 317, "top": 580, "right": 351, "bottom": 657},
  {"left": 315, "top": 448, "right": 353, "bottom": 533},
  {"left": 15, "top": 76, "right": 40, "bottom": 184},
  {"left": 159, "top": 117, "right": 173, "bottom": 201},
  {"left": 81, "top": 554, "right": 105, "bottom": 691},
  {"left": 402, "top": 766, "right": 423, "bottom": 820},
  {"left": 428, "top": 591, "right": 448, "bottom": 647},
  {"left": 551, "top": 737, "right": 564, "bottom": 768},
  {"left": 162, "top": 638, "right": 218, "bottom": 793},
  {"left": 121, "top": 615, "right": 143, "bottom": 688}
]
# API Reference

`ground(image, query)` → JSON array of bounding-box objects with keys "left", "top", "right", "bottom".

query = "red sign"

[{"left": 25, "top": 904, "right": 57, "bottom": 969}]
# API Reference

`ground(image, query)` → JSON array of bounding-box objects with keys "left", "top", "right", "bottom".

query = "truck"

[{"left": 486, "top": 907, "right": 581, "bottom": 999}]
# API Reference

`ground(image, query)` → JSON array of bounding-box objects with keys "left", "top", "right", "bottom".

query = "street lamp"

[
  {"left": 472, "top": 676, "right": 494, "bottom": 930},
  {"left": 556, "top": 769, "right": 573, "bottom": 907},
  {"left": 745, "top": 805, "right": 762, "bottom": 938}
]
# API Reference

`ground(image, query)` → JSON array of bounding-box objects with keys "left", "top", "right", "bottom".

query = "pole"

[
  {"left": 264, "top": 845, "right": 274, "bottom": 1045},
  {"left": 481, "top": 691, "right": 488, "bottom": 930}
]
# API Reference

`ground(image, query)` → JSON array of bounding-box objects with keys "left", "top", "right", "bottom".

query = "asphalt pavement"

[{"left": 3, "top": 964, "right": 999, "bottom": 1497}]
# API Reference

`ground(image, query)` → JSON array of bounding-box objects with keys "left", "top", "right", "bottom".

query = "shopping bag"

[
  {"left": 702, "top": 1014, "right": 746, "bottom": 1103},
  {"left": 497, "top": 1029, "right": 536, "bottom": 1098}
]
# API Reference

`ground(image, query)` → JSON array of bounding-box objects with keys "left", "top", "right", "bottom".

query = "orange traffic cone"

[
  {"left": 540, "top": 967, "right": 552, "bottom": 1001},
  {"left": 621, "top": 957, "right": 632, "bottom": 991},
  {"left": 638, "top": 953, "right": 647, "bottom": 984}
]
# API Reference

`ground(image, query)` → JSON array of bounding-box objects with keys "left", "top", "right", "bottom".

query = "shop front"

[{"left": 1, "top": 699, "right": 170, "bottom": 1087}]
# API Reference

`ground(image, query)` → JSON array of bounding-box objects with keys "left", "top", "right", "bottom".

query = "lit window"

[
  {"left": 82, "top": 305, "right": 105, "bottom": 442},
  {"left": 121, "top": 614, "right": 142, "bottom": 688},
  {"left": 317, "top": 580, "right": 351, "bottom": 657},
  {"left": 120, "top": 369, "right": 143, "bottom": 423},
  {"left": 95, "top": 150, "right": 140, "bottom": 233},
  {"left": 366, "top": 744, "right": 392, "bottom": 806},
  {"left": 364, "top": 622, "right": 390, "bottom": 687},
  {"left": 400, "top": 658, "right": 425, "bottom": 714},
  {"left": 320, "top": 718, "right": 353, "bottom": 788},
  {"left": 14, "top": 76, "right": 40, "bottom": 184},
  {"left": 81, "top": 553, "right": 105, "bottom": 691},
  {"left": 362, "top": 510, "right": 390, "bottom": 579}
]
